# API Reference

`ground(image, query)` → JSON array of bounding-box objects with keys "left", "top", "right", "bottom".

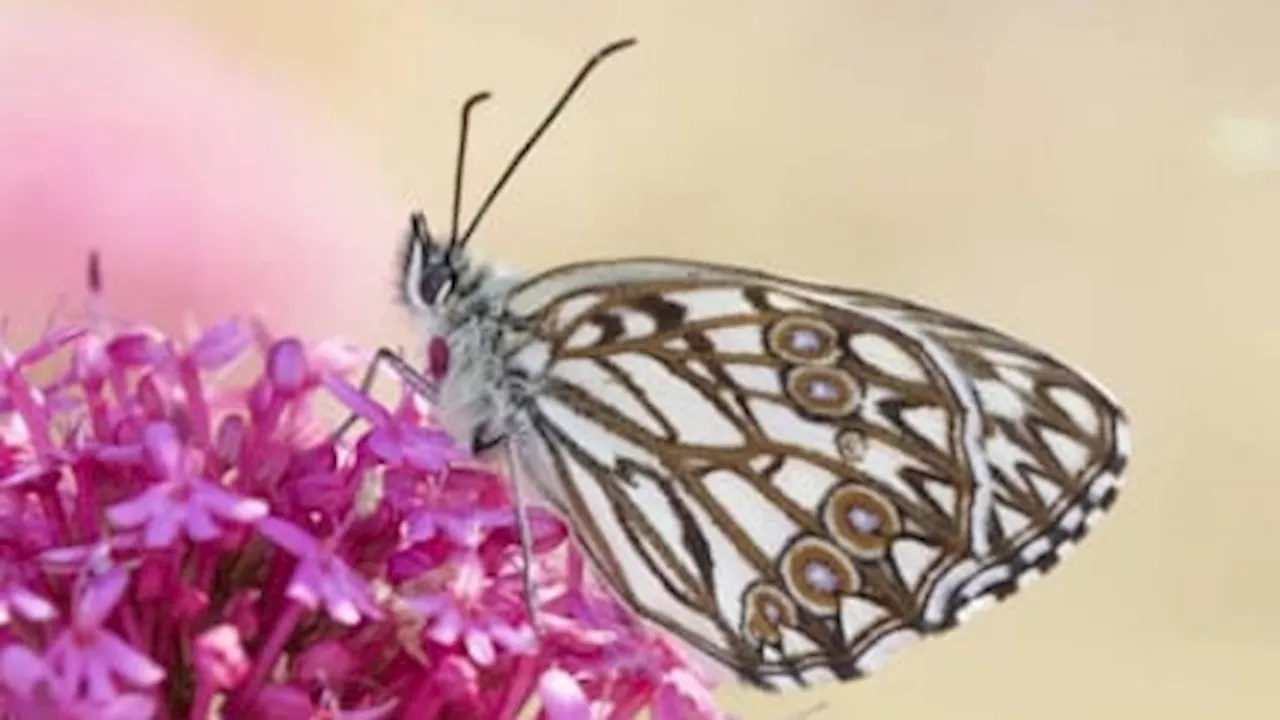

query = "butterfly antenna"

[
  {"left": 457, "top": 37, "right": 637, "bottom": 247},
  {"left": 449, "top": 91, "right": 492, "bottom": 249}
]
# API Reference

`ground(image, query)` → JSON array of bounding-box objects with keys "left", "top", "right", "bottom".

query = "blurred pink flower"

[
  {"left": 105, "top": 422, "right": 269, "bottom": 547},
  {"left": 42, "top": 567, "right": 166, "bottom": 703},
  {"left": 0, "top": 5, "right": 402, "bottom": 341},
  {"left": 255, "top": 516, "right": 384, "bottom": 627}
]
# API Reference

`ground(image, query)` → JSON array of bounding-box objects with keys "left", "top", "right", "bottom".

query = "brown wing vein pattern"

[{"left": 514, "top": 274, "right": 1128, "bottom": 689}]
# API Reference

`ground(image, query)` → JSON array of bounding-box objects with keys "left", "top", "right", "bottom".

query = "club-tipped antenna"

[
  {"left": 457, "top": 37, "right": 637, "bottom": 247},
  {"left": 449, "top": 91, "right": 492, "bottom": 248}
]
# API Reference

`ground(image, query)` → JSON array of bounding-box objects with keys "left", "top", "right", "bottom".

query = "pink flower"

[
  {"left": 105, "top": 422, "right": 269, "bottom": 547},
  {"left": 0, "top": 263, "right": 725, "bottom": 718},
  {"left": 404, "top": 553, "right": 537, "bottom": 666},
  {"left": 0, "top": 576, "right": 56, "bottom": 626},
  {"left": 0, "top": 644, "right": 157, "bottom": 720},
  {"left": 323, "top": 373, "right": 461, "bottom": 471},
  {"left": 43, "top": 567, "right": 165, "bottom": 703},
  {"left": 255, "top": 517, "right": 382, "bottom": 627},
  {"left": 0, "top": 546, "right": 56, "bottom": 626},
  {"left": 538, "top": 668, "right": 592, "bottom": 720}
]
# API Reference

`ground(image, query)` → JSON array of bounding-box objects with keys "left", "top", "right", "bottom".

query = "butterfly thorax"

[{"left": 402, "top": 244, "right": 534, "bottom": 452}]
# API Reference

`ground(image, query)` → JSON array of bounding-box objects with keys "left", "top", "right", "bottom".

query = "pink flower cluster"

[{"left": 0, "top": 304, "right": 726, "bottom": 718}]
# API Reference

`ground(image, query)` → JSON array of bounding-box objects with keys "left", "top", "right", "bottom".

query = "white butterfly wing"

[{"left": 500, "top": 259, "right": 1130, "bottom": 690}]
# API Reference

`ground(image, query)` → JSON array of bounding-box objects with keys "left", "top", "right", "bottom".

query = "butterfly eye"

[
  {"left": 400, "top": 236, "right": 460, "bottom": 310},
  {"left": 416, "top": 266, "right": 457, "bottom": 305}
]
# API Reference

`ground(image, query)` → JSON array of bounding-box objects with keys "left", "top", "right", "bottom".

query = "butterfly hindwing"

[{"left": 499, "top": 259, "right": 1129, "bottom": 689}]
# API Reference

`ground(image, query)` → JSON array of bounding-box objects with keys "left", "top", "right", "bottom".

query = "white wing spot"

[
  {"left": 671, "top": 478, "right": 762, "bottom": 640},
  {"left": 984, "top": 433, "right": 1038, "bottom": 492},
  {"left": 1047, "top": 386, "right": 1100, "bottom": 435},
  {"left": 779, "top": 627, "right": 823, "bottom": 657},
  {"left": 762, "top": 291, "right": 811, "bottom": 313},
  {"left": 923, "top": 558, "right": 979, "bottom": 625},
  {"left": 723, "top": 364, "right": 782, "bottom": 395},
  {"left": 768, "top": 458, "right": 842, "bottom": 515},
  {"left": 564, "top": 322, "right": 603, "bottom": 350},
  {"left": 851, "top": 438, "right": 924, "bottom": 503},
  {"left": 1039, "top": 426, "right": 1093, "bottom": 477},
  {"left": 974, "top": 379, "right": 1027, "bottom": 421},
  {"left": 622, "top": 474, "right": 700, "bottom": 580},
  {"left": 1113, "top": 421, "right": 1133, "bottom": 460},
  {"left": 702, "top": 470, "right": 800, "bottom": 560},
  {"left": 747, "top": 398, "right": 840, "bottom": 463},
  {"left": 922, "top": 479, "right": 959, "bottom": 511},
  {"left": 855, "top": 628, "right": 920, "bottom": 674},
  {"left": 1058, "top": 504, "right": 1086, "bottom": 534},
  {"left": 889, "top": 537, "right": 942, "bottom": 591},
  {"left": 994, "top": 365, "right": 1036, "bottom": 393},
  {"left": 703, "top": 325, "right": 764, "bottom": 354},
  {"left": 1020, "top": 536, "right": 1053, "bottom": 564},
  {"left": 1088, "top": 470, "right": 1120, "bottom": 503},
  {"left": 848, "top": 333, "right": 928, "bottom": 383},
  {"left": 509, "top": 342, "right": 551, "bottom": 375},
  {"left": 552, "top": 358, "right": 667, "bottom": 437},
  {"left": 839, "top": 596, "right": 888, "bottom": 643},
  {"left": 663, "top": 289, "right": 751, "bottom": 323},
  {"left": 610, "top": 353, "right": 744, "bottom": 446},
  {"left": 553, "top": 293, "right": 604, "bottom": 332},
  {"left": 1026, "top": 470, "right": 1064, "bottom": 508},
  {"left": 993, "top": 502, "right": 1032, "bottom": 540},
  {"left": 619, "top": 308, "right": 657, "bottom": 339},
  {"left": 899, "top": 405, "right": 950, "bottom": 452},
  {"left": 856, "top": 385, "right": 900, "bottom": 432},
  {"left": 959, "top": 564, "right": 1012, "bottom": 600}
]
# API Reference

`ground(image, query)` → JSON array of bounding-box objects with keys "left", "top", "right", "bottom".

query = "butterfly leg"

[
  {"left": 332, "top": 346, "right": 429, "bottom": 439},
  {"left": 502, "top": 440, "right": 545, "bottom": 631}
]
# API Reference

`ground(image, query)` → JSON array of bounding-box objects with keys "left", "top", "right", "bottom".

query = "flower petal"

[
  {"left": 102, "top": 692, "right": 160, "bottom": 720},
  {"left": 188, "top": 318, "right": 250, "bottom": 368},
  {"left": 321, "top": 374, "right": 390, "bottom": 424},
  {"left": 183, "top": 502, "right": 221, "bottom": 543},
  {"left": 464, "top": 629, "right": 495, "bottom": 667},
  {"left": 9, "top": 586, "right": 57, "bottom": 622},
  {"left": 336, "top": 698, "right": 400, "bottom": 720},
  {"left": 85, "top": 647, "right": 118, "bottom": 702},
  {"left": 0, "top": 643, "right": 48, "bottom": 697},
  {"left": 427, "top": 607, "right": 462, "bottom": 646},
  {"left": 100, "top": 632, "right": 166, "bottom": 688},
  {"left": 141, "top": 421, "right": 182, "bottom": 479},
  {"left": 142, "top": 503, "right": 182, "bottom": 548},
  {"left": 256, "top": 517, "right": 318, "bottom": 558},
  {"left": 266, "top": 339, "right": 308, "bottom": 394},
  {"left": 538, "top": 668, "right": 591, "bottom": 720},
  {"left": 76, "top": 566, "right": 129, "bottom": 628},
  {"left": 196, "top": 481, "right": 268, "bottom": 523},
  {"left": 104, "top": 485, "right": 165, "bottom": 528}
]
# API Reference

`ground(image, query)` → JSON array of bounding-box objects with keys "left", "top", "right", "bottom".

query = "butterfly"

[{"left": 374, "top": 37, "right": 1131, "bottom": 691}]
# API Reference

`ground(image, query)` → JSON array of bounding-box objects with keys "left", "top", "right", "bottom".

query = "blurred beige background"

[{"left": 15, "top": 1, "right": 1280, "bottom": 718}]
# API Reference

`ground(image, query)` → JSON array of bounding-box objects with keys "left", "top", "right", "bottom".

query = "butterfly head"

[{"left": 398, "top": 211, "right": 472, "bottom": 312}]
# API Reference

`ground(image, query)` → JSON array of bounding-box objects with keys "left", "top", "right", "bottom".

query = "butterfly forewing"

[{"left": 498, "top": 259, "right": 1129, "bottom": 689}]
